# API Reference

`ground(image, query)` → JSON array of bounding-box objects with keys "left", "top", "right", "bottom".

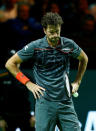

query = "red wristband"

[{"left": 16, "top": 72, "right": 30, "bottom": 85}]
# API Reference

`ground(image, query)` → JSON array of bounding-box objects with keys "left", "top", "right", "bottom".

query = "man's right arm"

[
  {"left": 5, "top": 53, "right": 22, "bottom": 77},
  {"left": 5, "top": 53, "right": 45, "bottom": 99}
]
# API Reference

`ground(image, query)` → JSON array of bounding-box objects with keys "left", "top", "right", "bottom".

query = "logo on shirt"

[
  {"left": 61, "top": 47, "right": 73, "bottom": 53},
  {"left": 24, "top": 45, "right": 28, "bottom": 51},
  {"left": 62, "top": 47, "right": 71, "bottom": 51}
]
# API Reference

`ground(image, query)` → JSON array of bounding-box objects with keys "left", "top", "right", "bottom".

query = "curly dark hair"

[{"left": 41, "top": 12, "right": 63, "bottom": 28}]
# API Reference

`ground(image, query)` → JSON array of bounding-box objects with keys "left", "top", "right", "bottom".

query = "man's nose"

[{"left": 53, "top": 33, "right": 58, "bottom": 37}]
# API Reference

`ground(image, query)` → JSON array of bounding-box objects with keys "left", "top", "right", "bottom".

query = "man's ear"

[{"left": 43, "top": 28, "right": 46, "bottom": 34}]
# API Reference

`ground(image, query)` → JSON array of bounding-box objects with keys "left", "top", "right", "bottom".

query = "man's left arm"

[{"left": 71, "top": 50, "right": 88, "bottom": 94}]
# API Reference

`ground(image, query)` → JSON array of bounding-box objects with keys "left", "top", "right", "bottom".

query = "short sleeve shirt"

[{"left": 17, "top": 36, "right": 82, "bottom": 101}]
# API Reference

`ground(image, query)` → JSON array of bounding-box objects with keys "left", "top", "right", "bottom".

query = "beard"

[{"left": 48, "top": 37, "right": 60, "bottom": 44}]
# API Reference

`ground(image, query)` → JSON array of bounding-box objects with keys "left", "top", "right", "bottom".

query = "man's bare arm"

[
  {"left": 5, "top": 53, "right": 22, "bottom": 77},
  {"left": 5, "top": 53, "right": 45, "bottom": 99},
  {"left": 72, "top": 50, "right": 88, "bottom": 93}
]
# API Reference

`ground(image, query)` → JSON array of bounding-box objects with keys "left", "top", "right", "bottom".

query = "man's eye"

[
  {"left": 50, "top": 32, "right": 54, "bottom": 34},
  {"left": 49, "top": 30, "right": 59, "bottom": 34}
]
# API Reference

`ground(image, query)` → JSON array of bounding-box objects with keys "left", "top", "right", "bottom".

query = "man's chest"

[{"left": 33, "top": 48, "right": 69, "bottom": 66}]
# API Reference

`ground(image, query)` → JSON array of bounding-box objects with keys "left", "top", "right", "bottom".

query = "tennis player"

[{"left": 5, "top": 12, "right": 88, "bottom": 131}]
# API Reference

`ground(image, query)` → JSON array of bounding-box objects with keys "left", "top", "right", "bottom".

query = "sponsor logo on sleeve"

[{"left": 24, "top": 45, "right": 28, "bottom": 51}]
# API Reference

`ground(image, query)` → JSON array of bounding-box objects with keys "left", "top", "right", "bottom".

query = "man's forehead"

[{"left": 47, "top": 25, "right": 61, "bottom": 31}]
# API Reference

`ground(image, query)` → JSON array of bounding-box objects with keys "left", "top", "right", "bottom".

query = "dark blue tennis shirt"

[{"left": 17, "top": 36, "right": 82, "bottom": 101}]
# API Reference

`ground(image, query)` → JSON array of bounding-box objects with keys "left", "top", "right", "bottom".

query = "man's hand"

[
  {"left": 26, "top": 81, "right": 45, "bottom": 99},
  {"left": 71, "top": 82, "right": 80, "bottom": 94}
]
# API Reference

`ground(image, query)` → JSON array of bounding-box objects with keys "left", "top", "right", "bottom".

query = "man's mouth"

[{"left": 50, "top": 37, "right": 60, "bottom": 42}]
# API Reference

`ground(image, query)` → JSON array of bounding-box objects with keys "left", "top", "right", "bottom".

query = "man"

[{"left": 5, "top": 12, "right": 88, "bottom": 131}]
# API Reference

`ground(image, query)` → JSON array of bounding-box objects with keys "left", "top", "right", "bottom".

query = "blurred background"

[{"left": 0, "top": 0, "right": 96, "bottom": 131}]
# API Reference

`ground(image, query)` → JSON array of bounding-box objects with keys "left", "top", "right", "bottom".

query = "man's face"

[{"left": 44, "top": 25, "right": 61, "bottom": 46}]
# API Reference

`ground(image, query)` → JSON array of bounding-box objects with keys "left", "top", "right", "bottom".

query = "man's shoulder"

[
  {"left": 61, "top": 36, "right": 74, "bottom": 44},
  {"left": 60, "top": 36, "right": 78, "bottom": 50},
  {"left": 29, "top": 37, "right": 45, "bottom": 47}
]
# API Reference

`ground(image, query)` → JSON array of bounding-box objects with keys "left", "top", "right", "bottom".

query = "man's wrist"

[
  {"left": 25, "top": 80, "right": 31, "bottom": 86},
  {"left": 16, "top": 72, "right": 30, "bottom": 85},
  {"left": 74, "top": 80, "right": 81, "bottom": 85},
  {"left": 77, "top": 80, "right": 81, "bottom": 85}
]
